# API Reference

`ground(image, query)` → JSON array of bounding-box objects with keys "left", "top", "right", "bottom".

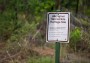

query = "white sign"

[{"left": 46, "top": 12, "right": 70, "bottom": 43}]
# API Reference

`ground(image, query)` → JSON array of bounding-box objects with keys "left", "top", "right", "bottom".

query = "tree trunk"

[
  {"left": 55, "top": 0, "right": 60, "bottom": 10},
  {"left": 75, "top": 0, "right": 79, "bottom": 16}
]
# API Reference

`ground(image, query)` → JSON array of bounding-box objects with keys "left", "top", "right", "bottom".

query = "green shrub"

[{"left": 70, "top": 27, "right": 81, "bottom": 51}]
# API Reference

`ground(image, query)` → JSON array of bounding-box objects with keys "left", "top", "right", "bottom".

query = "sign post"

[
  {"left": 46, "top": 12, "right": 70, "bottom": 63},
  {"left": 55, "top": 42, "right": 60, "bottom": 63}
]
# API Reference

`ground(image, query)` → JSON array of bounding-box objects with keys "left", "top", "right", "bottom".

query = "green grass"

[{"left": 27, "top": 56, "right": 54, "bottom": 63}]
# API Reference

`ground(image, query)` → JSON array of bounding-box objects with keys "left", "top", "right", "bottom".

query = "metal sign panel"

[{"left": 46, "top": 12, "right": 70, "bottom": 43}]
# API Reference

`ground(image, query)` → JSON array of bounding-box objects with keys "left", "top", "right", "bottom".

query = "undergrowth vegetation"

[{"left": 27, "top": 56, "right": 54, "bottom": 63}]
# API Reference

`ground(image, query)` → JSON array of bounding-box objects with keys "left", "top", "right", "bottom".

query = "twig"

[
  {"left": 6, "top": 51, "right": 14, "bottom": 63},
  {"left": 32, "top": 24, "right": 43, "bottom": 40}
]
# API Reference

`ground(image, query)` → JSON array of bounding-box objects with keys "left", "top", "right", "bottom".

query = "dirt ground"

[{"left": 0, "top": 42, "right": 90, "bottom": 63}]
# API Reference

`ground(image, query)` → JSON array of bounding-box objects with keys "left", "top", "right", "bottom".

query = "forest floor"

[
  {"left": 0, "top": 42, "right": 90, "bottom": 63},
  {"left": 32, "top": 45, "right": 90, "bottom": 63}
]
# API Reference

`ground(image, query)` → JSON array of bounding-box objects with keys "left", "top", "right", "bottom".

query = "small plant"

[{"left": 70, "top": 27, "right": 81, "bottom": 52}]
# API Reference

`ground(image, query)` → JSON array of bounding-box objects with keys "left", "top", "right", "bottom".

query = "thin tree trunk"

[
  {"left": 55, "top": 0, "right": 60, "bottom": 10},
  {"left": 75, "top": 0, "right": 79, "bottom": 16}
]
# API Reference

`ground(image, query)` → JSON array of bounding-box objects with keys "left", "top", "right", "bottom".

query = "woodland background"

[{"left": 0, "top": 0, "right": 90, "bottom": 63}]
